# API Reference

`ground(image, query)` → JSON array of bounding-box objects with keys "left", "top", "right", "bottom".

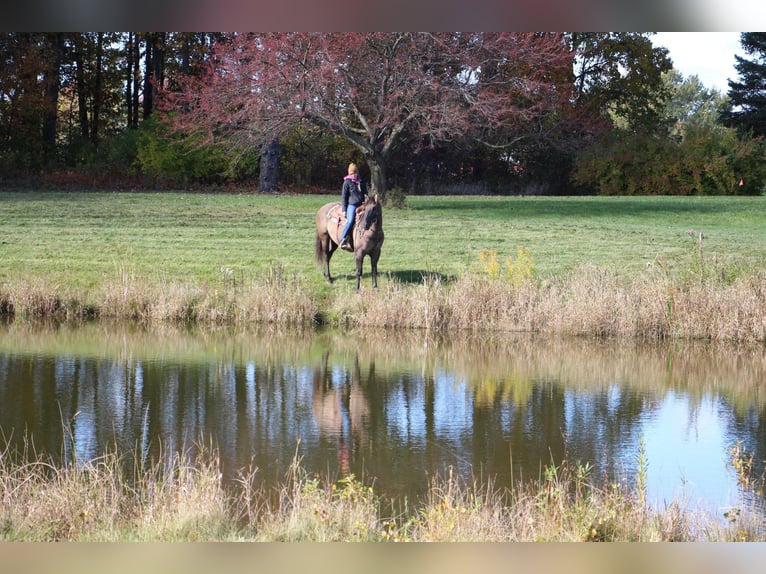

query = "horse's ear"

[{"left": 372, "top": 193, "right": 379, "bottom": 204}]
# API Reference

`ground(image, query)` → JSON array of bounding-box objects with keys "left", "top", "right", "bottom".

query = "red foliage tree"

[{"left": 163, "top": 32, "right": 576, "bottom": 195}]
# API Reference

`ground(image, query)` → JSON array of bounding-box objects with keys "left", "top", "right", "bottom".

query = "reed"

[
  {"left": 1, "top": 436, "right": 764, "bottom": 541},
  {"left": 0, "top": 439, "right": 233, "bottom": 541},
  {"left": 327, "top": 264, "right": 766, "bottom": 342},
  {"left": 2, "top": 260, "right": 766, "bottom": 342},
  {"left": 0, "top": 264, "right": 317, "bottom": 327}
]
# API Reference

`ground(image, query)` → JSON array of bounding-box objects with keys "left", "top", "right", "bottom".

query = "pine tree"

[{"left": 722, "top": 32, "right": 766, "bottom": 136}]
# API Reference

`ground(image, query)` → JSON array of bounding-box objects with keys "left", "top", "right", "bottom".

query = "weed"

[
  {"left": 505, "top": 247, "right": 536, "bottom": 286},
  {"left": 477, "top": 247, "right": 535, "bottom": 286},
  {"left": 728, "top": 441, "right": 764, "bottom": 494}
]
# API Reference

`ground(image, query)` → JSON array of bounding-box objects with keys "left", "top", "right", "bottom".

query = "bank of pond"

[{"left": 1, "top": 262, "right": 766, "bottom": 343}]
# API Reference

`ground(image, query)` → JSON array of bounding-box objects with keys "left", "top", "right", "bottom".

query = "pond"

[{"left": 1, "top": 320, "right": 764, "bottom": 518}]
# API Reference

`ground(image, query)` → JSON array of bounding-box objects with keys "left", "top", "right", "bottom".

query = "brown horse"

[{"left": 315, "top": 195, "right": 384, "bottom": 290}]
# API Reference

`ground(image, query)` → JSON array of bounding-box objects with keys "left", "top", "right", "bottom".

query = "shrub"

[{"left": 572, "top": 126, "right": 766, "bottom": 195}]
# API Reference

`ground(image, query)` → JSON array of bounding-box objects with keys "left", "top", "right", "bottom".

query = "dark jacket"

[{"left": 341, "top": 176, "right": 368, "bottom": 211}]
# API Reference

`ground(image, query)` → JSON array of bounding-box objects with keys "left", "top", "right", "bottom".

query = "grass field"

[
  {"left": 2, "top": 191, "right": 765, "bottom": 285},
  {"left": 1, "top": 190, "right": 766, "bottom": 337}
]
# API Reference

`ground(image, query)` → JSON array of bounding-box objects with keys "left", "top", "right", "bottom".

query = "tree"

[
  {"left": 0, "top": 33, "right": 57, "bottom": 172},
  {"left": 573, "top": 33, "right": 673, "bottom": 134},
  {"left": 662, "top": 70, "right": 729, "bottom": 140},
  {"left": 53, "top": 32, "right": 132, "bottom": 167},
  {"left": 142, "top": 32, "right": 166, "bottom": 120},
  {"left": 163, "top": 32, "right": 576, "bottom": 196},
  {"left": 722, "top": 32, "right": 766, "bottom": 136}
]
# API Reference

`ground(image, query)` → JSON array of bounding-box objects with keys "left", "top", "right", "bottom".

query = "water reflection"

[
  {"left": 0, "top": 320, "right": 765, "bottom": 514},
  {"left": 312, "top": 351, "right": 371, "bottom": 475}
]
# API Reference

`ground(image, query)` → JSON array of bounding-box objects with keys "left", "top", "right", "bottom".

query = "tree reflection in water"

[{"left": 0, "top": 321, "right": 764, "bottom": 513}]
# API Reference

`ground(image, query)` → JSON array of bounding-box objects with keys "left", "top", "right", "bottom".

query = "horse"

[{"left": 315, "top": 195, "right": 384, "bottom": 291}]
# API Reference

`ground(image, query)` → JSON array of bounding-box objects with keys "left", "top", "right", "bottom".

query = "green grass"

[
  {"left": 0, "top": 191, "right": 322, "bottom": 290},
  {"left": 2, "top": 190, "right": 766, "bottom": 340},
  {"left": 397, "top": 195, "right": 766, "bottom": 279},
  {"left": 2, "top": 191, "right": 765, "bottom": 290}
]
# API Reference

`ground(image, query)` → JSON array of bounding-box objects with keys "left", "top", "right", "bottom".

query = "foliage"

[
  {"left": 0, "top": 33, "right": 51, "bottom": 173},
  {"left": 572, "top": 67, "right": 765, "bottom": 196},
  {"left": 728, "top": 441, "right": 761, "bottom": 493},
  {"left": 572, "top": 33, "right": 673, "bottom": 134},
  {"left": 381, "top": 186, "right": 407, "bottom": 209},
  {"left": 662, "top": 70, "right": 730, "bottom": 140},
  {"left": 278, "top": 122, "right": 357, "bottom": 189},
  {"left": 3, "top": 437, "right": 763, "bottom": 541},
  {"left": 4, "top": 31, "right": 766, "bottom": 198},
  {"left": 477, "top": 248, "right": 535, "bottom": 286},
  {"left": 724, "top": 441, "right": 766, "bottom": 540},
  {"left": 135, "top": 115, "right": 256, "bottom": 184},
  {"left": 572, "top": 125, "right": 766, "bottom": 195},
  {"left": 722, "top": 32, "right": 766, "bottom": 137},
  {"left": 163, "top": 32, "right": 576, "bottom": 196}
]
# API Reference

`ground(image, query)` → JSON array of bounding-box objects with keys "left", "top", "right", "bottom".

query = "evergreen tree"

[{"left": 722, "top": 32, "right": 766, "bottom": 136}]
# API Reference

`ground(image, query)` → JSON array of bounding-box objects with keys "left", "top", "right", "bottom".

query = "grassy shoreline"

[
  {"left": 1, "top": 442, "right": 763, "bottom": 542},
  {"left": 1, "top": 263, "right": 765, "bottom": 342},
  {"left": 1, "top": 191, "right": 765, "bottom": 341}
]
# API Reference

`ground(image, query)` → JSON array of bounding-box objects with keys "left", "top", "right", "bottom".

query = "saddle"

[{"left": 326, "top": 201, "right": 369, "bottom": 249}]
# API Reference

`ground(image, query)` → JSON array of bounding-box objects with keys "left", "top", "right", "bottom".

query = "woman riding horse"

[
  {"left": 315, "top": 194, "right": 384, "bottom": 291},
  {"left": 338, "top": 163, "right": 368, "bottom": 251}
]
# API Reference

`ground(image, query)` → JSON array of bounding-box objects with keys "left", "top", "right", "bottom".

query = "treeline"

[{"left": 1, "top": 32, "right": 765, "bottom": 196}]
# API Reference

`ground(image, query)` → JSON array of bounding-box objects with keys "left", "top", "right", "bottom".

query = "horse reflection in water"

[{"left": 312, "top": 351, "right": 370, "bottom": 475}]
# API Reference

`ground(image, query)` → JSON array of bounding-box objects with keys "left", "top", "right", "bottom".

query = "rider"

[{"left": 339, "top": 162, "right": 368, "bottom": 251}]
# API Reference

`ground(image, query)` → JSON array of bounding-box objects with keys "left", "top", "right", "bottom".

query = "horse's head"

[{"left": 362, "top": 194, "right": 382, "bottom": 231}]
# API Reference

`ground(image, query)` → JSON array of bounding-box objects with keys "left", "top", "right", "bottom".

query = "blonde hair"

[{"left": 347, "top": 163, "right": 358, "bottom": 175}]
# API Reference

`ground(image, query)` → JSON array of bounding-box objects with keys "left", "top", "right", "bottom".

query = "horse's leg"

[
  {"left": 355, "top": 252, "right": 364, "bottom": 292},
  {"left": 370, "top": 247, "right": 381, "bottom": 289},
  {"left": 323, "top": 234, "right": 335, "bottom": 283}
]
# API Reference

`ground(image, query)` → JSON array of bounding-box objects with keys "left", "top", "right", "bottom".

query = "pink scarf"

[{"left": 344, "top": 174, "right": 360, "bottom": 183}]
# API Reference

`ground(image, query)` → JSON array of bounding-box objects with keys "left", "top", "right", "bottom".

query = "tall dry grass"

[
  {"left": 0, "top": 264, "right": 317, "bottom": 327},
  {"left": 1, "top": 256, "right": 765, "bottom": 342},
  {"left": 331, "top": 265, "right": 766, "bottom": 343},
  {"left": 2, "top": 436, "right": 764, "bottom": 541},
  {"left": 0, "top": 439, "right": 233, "bottom": 541}
]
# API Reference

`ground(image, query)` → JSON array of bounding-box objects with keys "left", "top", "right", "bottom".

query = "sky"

[{"left": 653, "top": 32, "right": 743, "bottom": 94}]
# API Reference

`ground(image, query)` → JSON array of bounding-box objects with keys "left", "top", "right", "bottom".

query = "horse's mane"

[{"left": 362, "top": 199, "right": 382, "bottom": 230}]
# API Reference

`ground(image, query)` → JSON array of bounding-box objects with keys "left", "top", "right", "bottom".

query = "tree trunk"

[
  {"left": 131, "top": 36, "right": 140, "bottom": 127},
  {"left": 142, "top": 34, "right": 153, "bottom": 119},
  {"left": 42, "top": 33, "right": 64, "bottom": 166},
  {"left": 258, "top": 139, "right": 280, "bottom": 192},
  {"left": 74, "top": 35, "right": 89, "bottom": 141},
  {"left": 91, "top": 32, "right": 103, "bottom": 146},
  {"left": 367, "top": 154, "right": 387, "bottom": 200},
  {"left": 153, "top": 32, "right": 165, "bottom": 91},
  {"left": 142, "top": 32, "right": 165, "bottom": 120}
]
